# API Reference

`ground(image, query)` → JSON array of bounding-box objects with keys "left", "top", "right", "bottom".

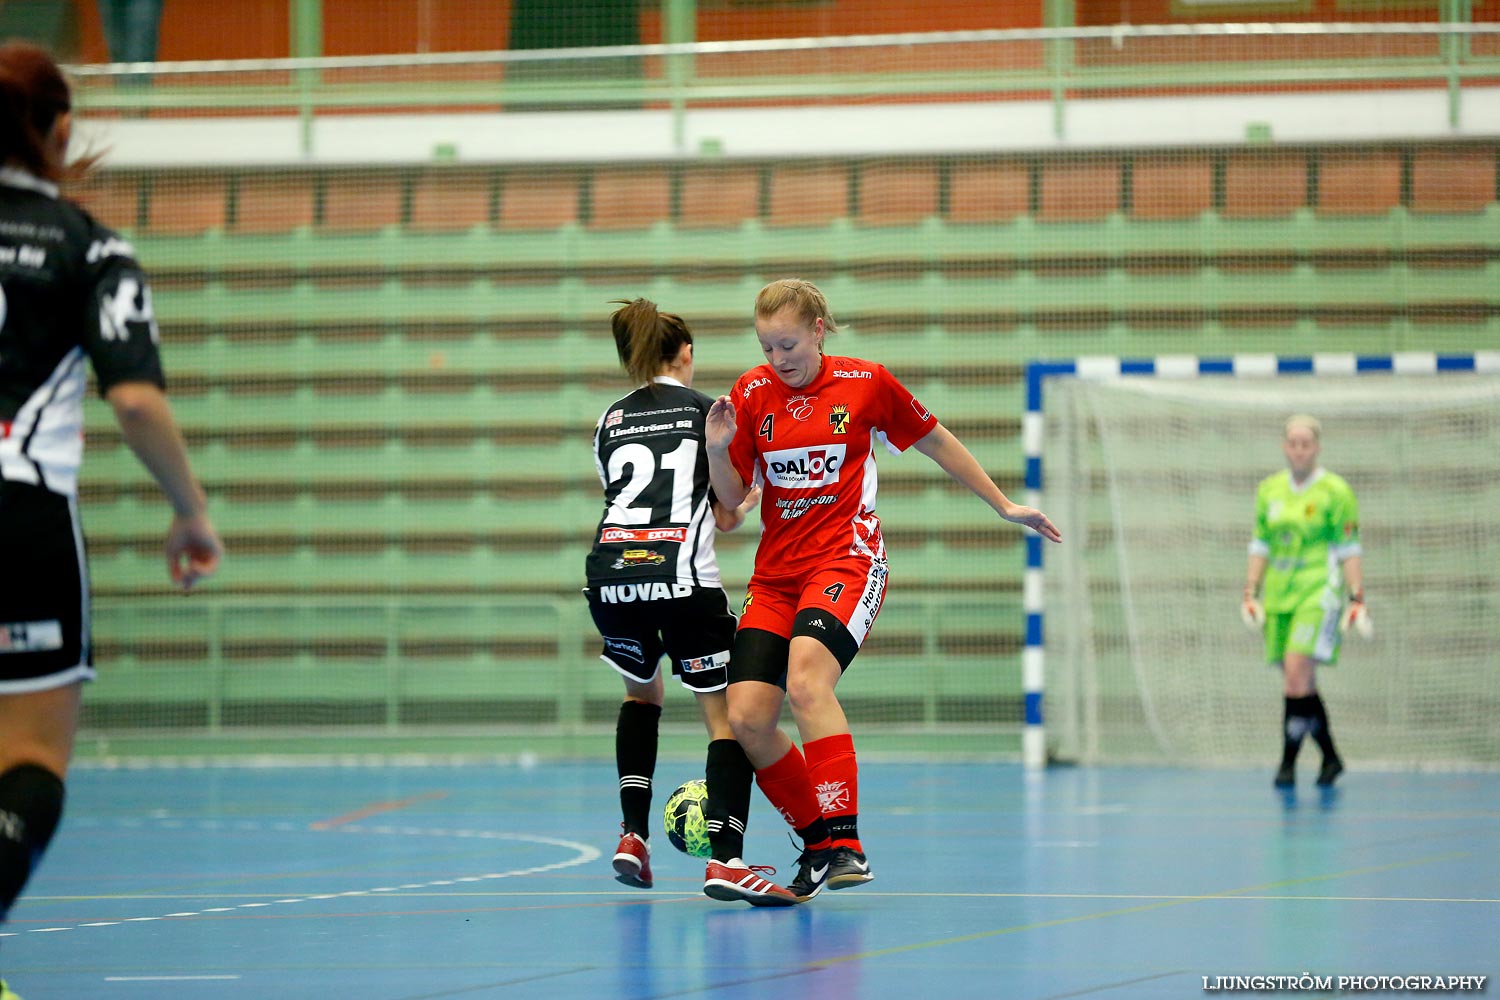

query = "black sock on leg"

[
  {"left": 795, "top": 816, "right": 833, "bottom": 849},
  {"left": 616, "top": 701, "right": 661, "bottom": 838},
  {"left": 1281, "top": 695, "right": 1319, "bottom": 771},
  {"left": 0, "top": 764, "right": 66, "bottom": 921},
  {"left": 704, "top": 738, "right": 753, "bottom": 862},
  {"left": 1307, "top": 692, "right": 1340, "bottom": 763},
  {"left": 1309, "top": 693, "right": 1344, "bottom": 785}
]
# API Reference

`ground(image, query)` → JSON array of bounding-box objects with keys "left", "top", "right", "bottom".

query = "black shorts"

[
  {"left": 730, "top": 610, "right": 860, "bottom": 690},
  {"left": 584, "top": 582, "right": 736, "bottom": 693},
  {"left": 0, "top": 482, "right": 94, "bottom": 692}
]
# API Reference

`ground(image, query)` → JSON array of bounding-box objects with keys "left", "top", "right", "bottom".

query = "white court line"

[
  {"left": 106, "top": 975, "right": 242, "bottom": 981},
  {"left": 22, "top": 819, "right": 601, "bottom": 937}
]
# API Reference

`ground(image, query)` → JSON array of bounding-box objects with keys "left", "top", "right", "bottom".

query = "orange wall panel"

[
  {"left": 1079, "top": 0, "right": 1500, "bottom": 24},
  {"left": 642, "top": 0, "right": 1043, "bottom": 44},
  {"left": 323, "top": 1, "right": 513, "bottom": 56},
  {"left": 74, "top": 0, "right": 288, "bottom": 62}
]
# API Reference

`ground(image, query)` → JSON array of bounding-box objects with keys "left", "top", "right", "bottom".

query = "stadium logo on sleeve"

[
  {"left": 910, "top": 398, "right": 931, "bottom": 422},
  {"left": 829, "top": 404, "right": 851, "bottom": 435},
  {"left": 763, "top": 444, "right": 846, "bottom": 489},
  {"left": 743, "top": 377, "right": 771, "bottom": 398}
]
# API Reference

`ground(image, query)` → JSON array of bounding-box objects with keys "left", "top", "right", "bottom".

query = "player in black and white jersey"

[
  {"left": 0, "top": 43, "right": 222, "bottom": 997},
  {"left": 585, "top": 299, "right": 760, "bottom": 892}
]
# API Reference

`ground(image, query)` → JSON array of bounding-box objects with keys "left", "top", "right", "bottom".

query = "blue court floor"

[{"left": 2, "top": 762, "right": 1495, "bottom": 999}]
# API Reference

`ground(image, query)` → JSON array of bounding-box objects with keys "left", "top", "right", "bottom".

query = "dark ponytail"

[
  {"left": 610, "top": 298, "right": 693, "bottom": 388},
  {"left": 0, "top": 41, "right": 74, "bottom": 182}
]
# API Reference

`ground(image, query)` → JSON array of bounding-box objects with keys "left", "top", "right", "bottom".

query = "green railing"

[
  {"left": 82, "top": 593, "right": 1023, "bottom": 759},
  {"left": 67, "top": 23, "right": 1500, "bottom": 153}
]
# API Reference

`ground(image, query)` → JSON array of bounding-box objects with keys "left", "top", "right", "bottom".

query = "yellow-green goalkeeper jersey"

[{"left": 1249, "top": 468, "right": 1362, "bottom": 614}]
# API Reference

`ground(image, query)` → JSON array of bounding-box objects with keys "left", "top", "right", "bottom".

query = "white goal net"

[{"left": 1043, "top": 370, "right": 1500, "bottom": 768}]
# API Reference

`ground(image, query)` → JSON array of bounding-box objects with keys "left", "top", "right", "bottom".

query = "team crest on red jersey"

[{"left": 829, "top": 404, "right": 850, "bottom": 434}]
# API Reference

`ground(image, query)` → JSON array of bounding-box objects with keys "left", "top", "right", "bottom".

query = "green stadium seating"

[
  {"left": 75, "top": 144, "right": 1499, "bottom": 734},
  {"left": 131, "top": 204, "right": 1500, "bottom": 277}
]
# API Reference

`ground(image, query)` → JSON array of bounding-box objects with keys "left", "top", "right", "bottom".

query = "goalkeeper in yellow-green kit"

[{"left": 1241, "top": 415, "right": 1368, "bottom": 789}]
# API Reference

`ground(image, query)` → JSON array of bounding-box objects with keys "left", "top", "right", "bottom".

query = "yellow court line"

[{"left": 807, "top": 850, "right": 1472, "bottom": 969}]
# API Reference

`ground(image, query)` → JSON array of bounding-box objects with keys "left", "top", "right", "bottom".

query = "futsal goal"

[{"left": 1027, "top": 353, "right": 1500, "bottom": 770}]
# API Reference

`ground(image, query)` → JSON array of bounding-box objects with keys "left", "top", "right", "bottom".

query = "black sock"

[
  {"left": 824, "top": 814, "right": 858, "bottom": 845},
  {"left": 1308, "top": 693, "right": 1340, "bottom": 763},
  {"left": 0, "top": 764, "right": 66, "bottom": 920},
  {"left": 704, "top": 739, "right": 753, "bottom": 862},
  {"left": 1281, "top": 695, "right": 1318, "bottom": 768},
  {"left": 616, "top": 700, "right": 661, "bottom": 837},
  {"left": 794, "top": 815, "right": 833, "bottom": 848}
]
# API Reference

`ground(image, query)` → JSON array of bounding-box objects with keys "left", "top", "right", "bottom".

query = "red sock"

[
  {"left": 755, "top": 745, "right": 831, "bottom": 849},
  {"left": 805, "top": 733, "right": 861, "bottom": 851}
]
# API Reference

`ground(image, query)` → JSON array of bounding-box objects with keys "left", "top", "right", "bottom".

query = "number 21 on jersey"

[{"left": 605, "top": 438, "right": 696, "bottom": 525}]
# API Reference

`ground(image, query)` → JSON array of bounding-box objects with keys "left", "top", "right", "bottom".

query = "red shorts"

[{"left": 738, "top": 555, "right": 889, "bottom": 648}]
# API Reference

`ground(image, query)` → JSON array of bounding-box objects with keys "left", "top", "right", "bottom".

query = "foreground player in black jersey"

[
  {"left": 585, "top": 299, "right": 761, "bottom": 891},
  {"left": 0, "top": 42, "right": 222, "bottom": 998}
]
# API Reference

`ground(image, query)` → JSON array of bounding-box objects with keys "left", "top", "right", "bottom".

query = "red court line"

[{"left": 309, "top": 791, "right": 449, "bottom": 830}]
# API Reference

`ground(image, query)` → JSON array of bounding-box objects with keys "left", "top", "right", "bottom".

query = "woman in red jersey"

[{"left": 699, "top": 279, "right": 1060, "bottom": 905}]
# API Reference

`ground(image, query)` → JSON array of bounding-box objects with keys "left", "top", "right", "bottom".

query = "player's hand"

[
  {"left": 1341, "top": 599, "right": 1373, "bottom": 639},
  {"left": 1240, "top": 596, "right": 1265, "bottom": 632},
  {"left": 739, "top": 483, "right": 762, "bottom": 513},
  {"left": 166, "top": 512, "right": 223, "bottom": 591},
  {"left": 705, "top": 395, "right": 738, "bottom": 453},
  {"left": 1003, "top": 504, "right": 1061, "bottom": 543}
]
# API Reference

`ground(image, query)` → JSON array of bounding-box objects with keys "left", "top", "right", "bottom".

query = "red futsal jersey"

[{"left": 727, "top": 355, "right": 937, "bottom": 584}]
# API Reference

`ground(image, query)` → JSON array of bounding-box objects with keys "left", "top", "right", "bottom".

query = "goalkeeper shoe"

[
  {"left": 826, "top": 847, "right": 875, "bottom": 890},
  {"left": 612, "top": 830, "right": 652, "bottom": 889},
  {"left": 787, "top": 844, "right": 836, "bottom": 901},
  {"left": 703, "top": 859, "right": 797, "bottom": 906},
  {"left": 1316, "top": 757, "right": 1344, "bottom": 788},
  {"left": 1274, "top": 763, "right": 1296, "bottom": 788}
]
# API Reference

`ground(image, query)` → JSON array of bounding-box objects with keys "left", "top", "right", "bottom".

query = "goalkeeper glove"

[
  {"left": 1240, "top": 593, "right": 1265, "bottom": 632},
  {"left": 1341, "top": 592, "right": 1373, "bottom": 639}
]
